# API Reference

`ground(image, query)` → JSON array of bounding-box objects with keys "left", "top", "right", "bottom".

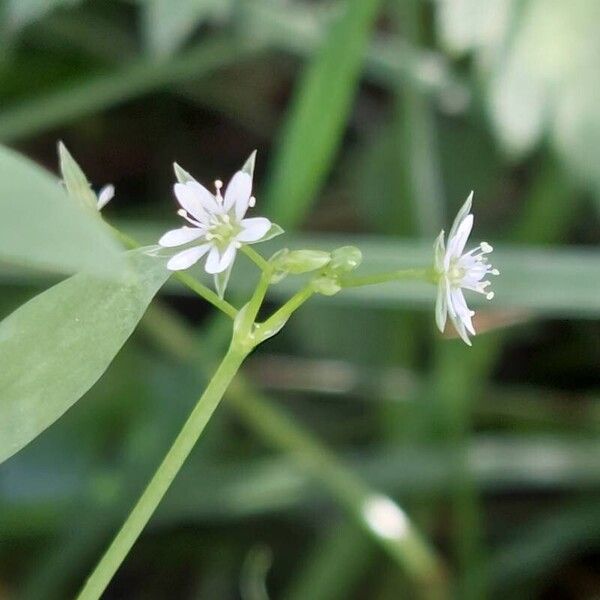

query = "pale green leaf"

[
  {"left": 0, "top": 145, "right": 125, "bottom": 275},
  {"left": 0, "top": 249, "right": 170, "bottom": 465}
]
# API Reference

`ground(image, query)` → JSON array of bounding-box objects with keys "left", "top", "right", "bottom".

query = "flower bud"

[
  {"left": 270, "top": 248, "right": 331, "bottom": 282},
  {"left": 329, "top": 246, "right": 362, "bottom": 273}
]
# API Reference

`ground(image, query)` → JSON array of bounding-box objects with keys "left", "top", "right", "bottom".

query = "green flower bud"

[
  {"left": 270, "top": 249, "right": 331, "bottom": 282},
  {"left": 329, "top": 246, "right": 362, "bottom": 273}
]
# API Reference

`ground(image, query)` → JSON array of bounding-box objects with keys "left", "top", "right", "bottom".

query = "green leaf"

[
  {"left": 0, "top": 144, "right": 125, "bottom": 276},
  {"left": 58, "top": 141, "right": 98, "bottom": 211},
  {"left": 0, "top": 249, "right": 170, "bottom": 465},
  {"left": 264, "top": 0, "right": 382, "bottom": 227}
]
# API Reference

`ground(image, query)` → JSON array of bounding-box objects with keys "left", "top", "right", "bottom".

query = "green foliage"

[
  {"left": 0, "top": 250, "right": 170, "bottom": 465},
  {"left": 264, "top": 0, "right": 383, "bottom": 227},
  {"left": 0, "top": 1, "right": 598, "bottom": 598}
]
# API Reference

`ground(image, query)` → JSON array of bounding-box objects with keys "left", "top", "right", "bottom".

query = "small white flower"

[
  {"left": 159, "top": 161, "right": 272, "bottom": 274},
  {"left": 96, "top": 184, "right": 115, "bottom": 210},
  {"left": 433, "top": 192, "right": 499, "bottom": 346}
]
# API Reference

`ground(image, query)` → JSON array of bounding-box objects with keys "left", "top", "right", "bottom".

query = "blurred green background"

[{"left": 1, "top": 0, "right": 599, "bottom": 598}]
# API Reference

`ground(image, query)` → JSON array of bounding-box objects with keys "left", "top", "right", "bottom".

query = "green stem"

[
  {"left": 110, "top": 225, "right": 237, "bottom": 319},
  {"left": 256, "top": 284, "right": 314, "bottom": 344},
  {"left": 174, "top": 271, "right": 238, "bottom": 320},
  {"left": 76, "top": 344, "right": 248, "bottom": 600},
  {"left": 340, "top": 268, "right": 433, "bottom": 288},
  {"left": 241, "top": 245, "right": 270, "bottom": 271}
]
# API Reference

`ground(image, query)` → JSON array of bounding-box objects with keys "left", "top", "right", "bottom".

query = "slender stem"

[
  {"left": 139, "top": 301, "right": 449, "bottom": 595},
  {"left": 241, "top": 245, "right": 270, "bottom": 271},
  {"left": 174, "top": 271, "right": 238, "bottom": 320},
  {"left": 256, "top": 284, "right": 314, "bottom": 343},
  {"left": 109, "top": 225, "right": 237, "bottom": 319},
  {"left": 339, "top": 268, "right": 433, "bottom": 288},
  {"left": 76, "top": 344, "right": 247, "bottom": 600},
  {"left": 237, "top": 266, "right": 274, "bottom": 342}
]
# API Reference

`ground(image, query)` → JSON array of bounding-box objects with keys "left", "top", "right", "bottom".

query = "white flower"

[
  {"left": 433, "top": 192, "right": 499, "bottom": 346},
  {"left": 96, "top": 184, "right": 115, "bottom": 210},
  {"left": 159, "top": 161, "right": 272, "bottom": 274}
]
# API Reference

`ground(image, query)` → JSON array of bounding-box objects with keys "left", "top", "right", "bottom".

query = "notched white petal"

[
  {"left": 224, "top": 171, "right": 252, "bottom": 213},
  {"left": 166, "top": 244, "right": 211, "bottom": 271},
  {"left": 159, "top": 227, "right": 205, "bottom": 248}
]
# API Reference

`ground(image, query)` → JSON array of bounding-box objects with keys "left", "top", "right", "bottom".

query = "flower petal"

[
  {"left": 447, "top": 214, "right": 473, "bottom": 259},
  {"left": 451, "top": 288, "right": 475, "bottom": 335},
  {"left": 96, "top": 184, "right": 114, "bottom": 210},
  {"left": 205, "top": 244, "right": 237, "bottom": 274},
  {"left": 224, "top": 171, "right": 252, "bottom": 215},
  {"left": 449, "top": 311, "right": 472, "bottom": 346},
  {"left": 435, "top": 280, "right": 448, "bottom": 333},
  {"left": 159, "top": 227, "right": 205, "bottom": 248},
  {"left": 166, "top": 244, "right": 211, "bottom": 271},
  {"left": 237, "top": 217, "right": 272, "bottom": 243},
  {"left": 433, "top": 229, "right": 446, "bottom": 272},
  {"left": 174, "top": 182, "right": 218, "bottom": 221},
  {"left": 448, "top": 191, "right": 473, "bottom": 243}
]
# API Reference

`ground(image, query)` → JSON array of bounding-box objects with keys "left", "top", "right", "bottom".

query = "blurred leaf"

[
  {"left": 141, "top": 0, "right": 233, "bottom": 58},
  {"left": 438, "top": 0, "right": 600, "bottom": 207},
  {"left": 264, "top": 0, "right": 382, "bottom": 227},
  {"left": 5, "top": 0, "right": 83, "bottom": 34},
  {"left": 0, "top": 249, "right": 170, "bottom": 465},
  {"left": 0, "top": 37, "right": 255, "bottom": 142},
  {"left": 0, "top": 144, "right": 125, "bottom": 275},
  {"left": 489, "top": 500, "right": 600, "bottom": 595}
]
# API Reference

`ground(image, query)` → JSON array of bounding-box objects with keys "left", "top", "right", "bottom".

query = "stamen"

[
  {"left": 177, "top": 209, "right": 203, "bottom": 227},
  {"left": 249, "top": 196, "right": 256, "bottom": 207},
  {"left": 480, "top": 241, "right": 493, "bottom": 253},
  {"left": 490, "top": 268, "right": 500, "bottom": 275},
  {"left": 214, "top": 179, "right": 223, "bottom": 202},
  {"left": 486, "top": 292, "right": 495, "bottom": 300}
]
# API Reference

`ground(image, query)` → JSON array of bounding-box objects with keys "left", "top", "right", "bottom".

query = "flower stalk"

[{"left": 77, "top": 343, "right": 248, "bottom": 600}]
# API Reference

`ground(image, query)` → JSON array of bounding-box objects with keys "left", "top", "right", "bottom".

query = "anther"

[
  {"left": 249, "top": 196, "right": 256, "bottom": 207},
  {"left": 486, "top": 292, "right": 495, "bottom": 300},
  {"left": 481, "top": 242, "right": 493, "bottom": 253}
]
